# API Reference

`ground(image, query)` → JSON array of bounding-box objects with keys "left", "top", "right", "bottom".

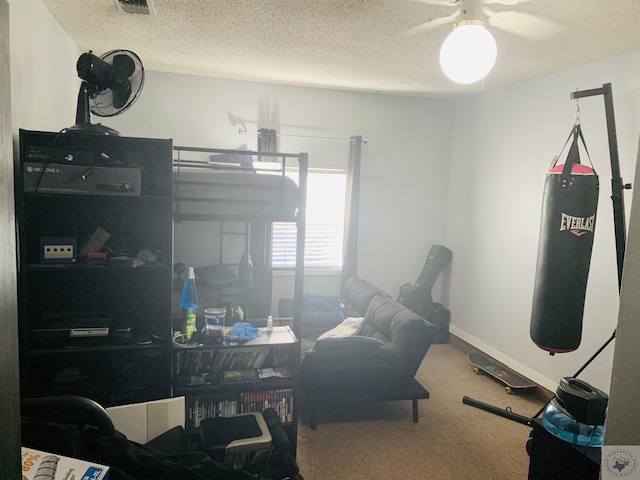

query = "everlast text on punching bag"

[{"left": 530, "top": 124, "right": 599, "bottom": 354}]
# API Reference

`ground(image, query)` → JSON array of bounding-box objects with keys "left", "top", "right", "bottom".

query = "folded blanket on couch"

[{"left": 317, "top": 316, "right": 365, "bottom": 340}]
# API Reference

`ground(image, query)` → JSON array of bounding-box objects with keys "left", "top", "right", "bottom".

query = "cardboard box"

[
  {"left": 21, "top": 447, "right": 110, "bottom": 480},
  {"left": 106, "top": 396, "right": 185, "bottom": 444}
]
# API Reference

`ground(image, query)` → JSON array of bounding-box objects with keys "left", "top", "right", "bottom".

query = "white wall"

[
  {"left": 9, "top": 0, "right": 80, "bottom": 133},
  {"left": 105, "top": 71, "right": 455, "bottom": 300},
  {"left": 446, "top": 50, "right": 640, "bottom": 393}
]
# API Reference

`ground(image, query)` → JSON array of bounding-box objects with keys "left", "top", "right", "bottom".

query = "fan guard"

[
  {"left": 68, "top": 49, "right": 145, "bottom": 135},
  {"left": 89, "top": 49, "right": 144, "bottom": 117}
]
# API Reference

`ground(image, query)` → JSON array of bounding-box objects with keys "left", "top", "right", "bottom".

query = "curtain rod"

[{"left": 238, "top": 127, "right": 367, "bottom": 144}]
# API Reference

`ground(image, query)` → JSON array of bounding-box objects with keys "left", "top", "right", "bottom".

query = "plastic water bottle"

[{"left": 266, "top": 315, "right": 273, "bottom": 333}]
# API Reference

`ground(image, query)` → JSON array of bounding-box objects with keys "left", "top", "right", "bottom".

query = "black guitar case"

[{"left": 398, "top": 244, "right": 453, "bottom": 343}]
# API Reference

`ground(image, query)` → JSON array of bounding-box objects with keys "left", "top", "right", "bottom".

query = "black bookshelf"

[
  {"left": 15, "top": 129, "right": 173, "bottom": 407},
  {"left": 172, "top": 326, "right": 299, "bottom": 430}
]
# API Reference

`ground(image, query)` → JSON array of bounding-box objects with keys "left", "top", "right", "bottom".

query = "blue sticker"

[{"left": 81, "top": 466, "right": 104, "bottom": 480}]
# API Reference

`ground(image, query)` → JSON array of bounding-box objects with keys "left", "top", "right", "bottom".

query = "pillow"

[{"left": 317, "top": 316, "right": 365, "bottom": 340}]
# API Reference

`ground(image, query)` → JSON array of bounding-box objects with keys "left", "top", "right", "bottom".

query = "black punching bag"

[{"left": 530, "top": 124, "right": 599, "bottom": 353}]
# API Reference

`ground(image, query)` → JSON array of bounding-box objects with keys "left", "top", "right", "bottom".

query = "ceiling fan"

[{"left": 407, "top": 0, "right": 564, "bottom": 41}]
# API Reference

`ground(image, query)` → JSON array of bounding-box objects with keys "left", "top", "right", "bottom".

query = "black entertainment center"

[{"left": 15, "top": 129, "right": 174, "bottom": 407}]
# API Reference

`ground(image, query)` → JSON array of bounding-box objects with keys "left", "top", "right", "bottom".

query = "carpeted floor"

[{"left": 295, "top": 341, "right": 548, "bottom": 480}]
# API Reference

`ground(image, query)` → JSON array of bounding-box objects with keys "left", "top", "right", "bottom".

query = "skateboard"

[{"left": 467, "top": 352, "right": 536, "bottom": 394}]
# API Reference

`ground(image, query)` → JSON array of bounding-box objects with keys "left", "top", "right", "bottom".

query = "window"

[{"left": 271, "top": 170, "right": 347, "bottom": 268}]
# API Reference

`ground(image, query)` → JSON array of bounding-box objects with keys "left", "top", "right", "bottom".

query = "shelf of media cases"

[
  {"left": 171, "top": 145, "right": 307, "bottom": 458},
  {"left": 172, "top": 326, "right": 299, "bottom": 429},
  {"left": 28, "top": 342, "right": 169, "bottom": 356}
]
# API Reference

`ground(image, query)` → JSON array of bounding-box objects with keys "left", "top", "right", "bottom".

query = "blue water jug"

[{"left": 541, "top": 398, "right": 605, "bottom": 447}]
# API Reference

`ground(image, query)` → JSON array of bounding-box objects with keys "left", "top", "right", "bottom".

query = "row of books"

[
  {"left": 185, "top": 387, "right": 294, "bottom": 429},
  {"left": 173, "top": 346, "right": 270, "bottom": 375},
  {"left": 174, "top": 366, "right": 293, "bottom": 388},
  {"left": 269, "top": 345, "right": 293, "bottom": 367}
]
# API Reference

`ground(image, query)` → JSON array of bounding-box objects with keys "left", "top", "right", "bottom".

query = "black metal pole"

[
  {"left": 570, "top": 83, "right": 629, "bottom": 291},
  {"left": 532, "top": 329, "right": 618, "bottom": 420},
  {"left": 462, "top": 396, "right": 532, "bottom": 426}
]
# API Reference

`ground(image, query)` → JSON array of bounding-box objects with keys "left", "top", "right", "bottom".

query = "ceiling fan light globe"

[{"left": 439, "top": 21, "right": 497, "bottom": 84}]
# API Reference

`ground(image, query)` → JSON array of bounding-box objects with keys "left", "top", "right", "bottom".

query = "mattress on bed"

[{"left": 173, "top": 168, "right": 299, "bottom": 219}]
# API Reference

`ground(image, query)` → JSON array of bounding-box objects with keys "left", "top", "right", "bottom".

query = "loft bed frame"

[
  {"left": 172, "top": 145, "right": 308, "bottom": 342},
  {"left": 173, "top": 145, "right": 306, "bottom": 223}
]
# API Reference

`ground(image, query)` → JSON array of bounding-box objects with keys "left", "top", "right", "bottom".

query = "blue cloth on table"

[{"left": 228, "top": 322, "right": 260, "bottom": 341}]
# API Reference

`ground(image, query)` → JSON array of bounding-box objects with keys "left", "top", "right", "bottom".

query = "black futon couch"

[{"left": 298, "top": 276, "right": 438, "bottom": 429}]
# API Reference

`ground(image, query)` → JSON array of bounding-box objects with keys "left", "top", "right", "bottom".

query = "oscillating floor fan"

[{"left": 68, "top": 49, "right": 144, "bottom": 135}]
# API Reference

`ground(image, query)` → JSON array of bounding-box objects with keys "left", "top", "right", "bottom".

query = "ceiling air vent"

[{"left": 114, "top": 0, "right": 156, "bottom": 15}]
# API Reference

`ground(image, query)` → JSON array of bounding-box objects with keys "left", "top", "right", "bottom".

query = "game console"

[
  {"left": 40, "top": 237, "right": 77, "bottom": 264},
  {"left": 23, "top": 162, "right": 141, "bottom": 197},
  {"left": 31, "top": 316, "right": 112, "bottom": 348}
]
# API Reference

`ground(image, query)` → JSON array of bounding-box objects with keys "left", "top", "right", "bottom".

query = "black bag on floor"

[
  {"left": 398, "top": 244, "right": 452, "bottom": 343},
  {"left": 427, "top": 302, "right": 451, "bottom": 344}
]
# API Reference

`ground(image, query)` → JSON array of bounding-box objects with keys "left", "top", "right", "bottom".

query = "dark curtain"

[
  {"left": 258, "top": 128, "right": 277, "bottom": 162},
  {"left": 342, "top": 136, "right": 363, "bottom": 286}
]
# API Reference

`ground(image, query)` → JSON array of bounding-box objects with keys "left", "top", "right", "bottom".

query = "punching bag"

[{"left": 530, "top": 124, "right": 599, "bottom": 353}]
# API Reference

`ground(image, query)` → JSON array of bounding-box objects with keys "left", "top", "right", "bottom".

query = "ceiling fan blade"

[
  {"left": 483, "top": 0, "right": 532, "bottom": 5},
  {"left": 402, "top": 10, "right": 460, "bottom": 36},
  {"left": 409, "top": 0, "right": 460, "bottom": 6},
  {"left": 413, "top": 0, "right": 531, "bottom": 10},
  {"left": 485, "top": 9, "right": 564, "bottom": 41}
]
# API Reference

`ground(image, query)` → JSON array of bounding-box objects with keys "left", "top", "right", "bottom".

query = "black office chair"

[{"left": 21, "top": 395, "right": 115, "bottom": 436}]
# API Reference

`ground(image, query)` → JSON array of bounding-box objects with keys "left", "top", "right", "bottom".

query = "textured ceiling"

[{"left": 40, "top": 0, "right": 640, "bottom": 97}]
